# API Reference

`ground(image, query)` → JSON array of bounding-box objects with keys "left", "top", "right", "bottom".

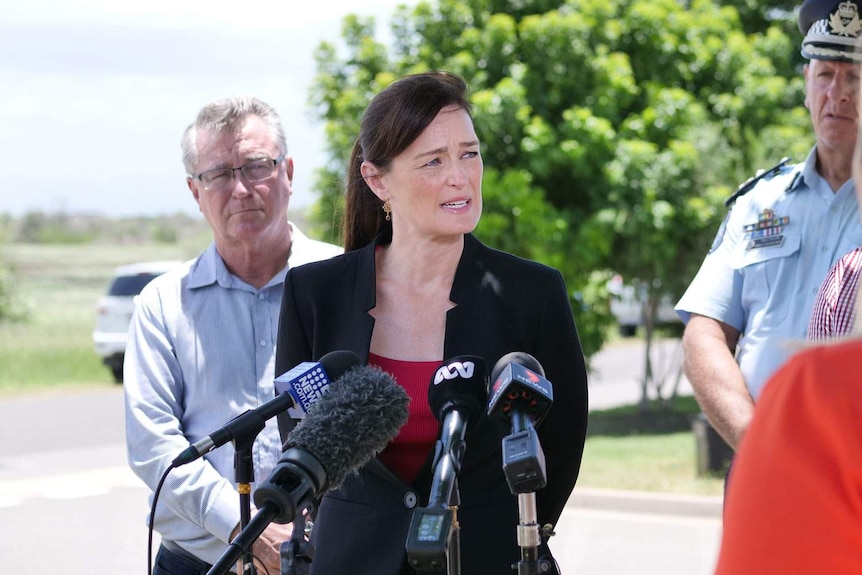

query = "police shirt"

[{"left": 676, "top": 147, "right": 862, "bottom": 399}]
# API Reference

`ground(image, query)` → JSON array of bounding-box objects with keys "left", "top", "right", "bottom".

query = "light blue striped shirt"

[
  {"left": 677, "top": 147, "right": 862, "bottom": 399},
  {"left": 124, "top": 224, "right": 342, "bottom": 565}
]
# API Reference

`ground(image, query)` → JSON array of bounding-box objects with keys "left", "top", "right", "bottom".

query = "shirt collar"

[
  {"left": 797, "top": 146, "right": 821, "bottom": 192},
  {"left": 187, "top": 220, "right": 306, "bottom": 291}
]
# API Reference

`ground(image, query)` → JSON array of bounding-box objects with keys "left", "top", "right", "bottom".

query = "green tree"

[
  {"left": 306, "top": 0, "right": 811, "bottom": 403},
  {"left": 0, "top": 219, "right": 28, "bottom": 324}
]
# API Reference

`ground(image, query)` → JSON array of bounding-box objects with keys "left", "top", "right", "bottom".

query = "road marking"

[
  {"left": 0, "top": 466, "right": 144, "bottom": 508},
  {"left": 562, "top": 505, "right": 722, "bottom": 527}
]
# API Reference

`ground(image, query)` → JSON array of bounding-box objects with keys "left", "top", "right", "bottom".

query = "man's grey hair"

[{"left": 181, "top": 96, "right": 287, "bottom": 175}]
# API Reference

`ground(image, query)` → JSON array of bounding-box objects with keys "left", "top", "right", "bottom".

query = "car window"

[{"left": 108, "top": 273, "right": 161, "bottom": 296}]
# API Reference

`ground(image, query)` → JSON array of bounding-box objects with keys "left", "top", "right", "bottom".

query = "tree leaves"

[{"left": 306, "top": 0, "right": 811, "bottom": 360}]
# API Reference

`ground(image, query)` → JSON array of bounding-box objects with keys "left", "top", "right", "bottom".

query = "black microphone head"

[
  {"left": 490, "top": 351, "right": 545, "bottom": 385},
  {"left": 318, "top": 349, "right": 363, "bottom": 380},
  {"left": 428, "top": 355, "right": 488, "bottom": 428},
  {"left": 488, "top": 351, "right": 553, "bottom": 425},
  {"left": 284, "top": 364, "right": 409, "bottom": 493}
]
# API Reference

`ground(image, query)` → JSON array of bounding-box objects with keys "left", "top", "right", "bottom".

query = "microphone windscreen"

[
  {"left": 490, "top": 351, "right": 545, "bottom": 384},
  {"left": 285, "top": 365, "right": 409, "bottom": 493},
  {"left": 427, "top": 355, "right": 488, "bottom": 426}
]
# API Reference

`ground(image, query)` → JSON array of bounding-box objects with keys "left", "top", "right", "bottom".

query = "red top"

[
  {"left": 715, "top": 340, "right": 862, "bottom": 574},
  {"left": 369, "top": 353, "right": 440, "bottom": 484}
]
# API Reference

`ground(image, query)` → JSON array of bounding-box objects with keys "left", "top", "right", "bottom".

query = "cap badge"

[{"left": 830, "top": 2, "right": 862, "bottom": 37}]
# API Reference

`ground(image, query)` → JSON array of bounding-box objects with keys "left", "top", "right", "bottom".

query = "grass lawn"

[
  {"left": 0, "top": 241, "right": 207, "bottom": 394},
  {"left": 0, "top": 241, "right": 726, "bottom": 495},
  {"left": 580, "top": 396, "right": 726, "bottom": 496}
]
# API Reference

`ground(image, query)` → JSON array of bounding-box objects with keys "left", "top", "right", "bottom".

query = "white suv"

[
  {"left": 608, "top": 274, "right": 680, "bottom": 337},
  {"left": 93, "top": 261, "right": 182, "bottom": 382}
]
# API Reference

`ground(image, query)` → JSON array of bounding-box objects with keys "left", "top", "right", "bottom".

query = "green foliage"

[
  {"left": 15, "top": 212, "right": 98, "bottom": 244},
  {"left": 8, "top": 211, "right": 212, "bottom": 246},
  {"left": 0, "top": 222, "right": 29, "bottom": 324},
  {"left": 0, "top": 212, "right": 213, "bottom": 329},
  {"left": 0, "top": 240, "right": 212, "bottom": 392},
  {"left": 0, "top": 246, "right": 120, "bottom": 392},
  {"left": 307, "top": 0, "right": 810, "bottom": 362},
  {"left": 0, "top": 264, "right": 30, "bottom": 325},
  {"left": 581, "top": 395, "right": 724, "bottom": 494}
]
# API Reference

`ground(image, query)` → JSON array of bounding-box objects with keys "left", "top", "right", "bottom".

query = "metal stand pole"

[{"left": 234, "top": 442, "right": 257, "bottom": 575}]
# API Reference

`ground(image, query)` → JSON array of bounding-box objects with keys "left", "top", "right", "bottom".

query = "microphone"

[
  {"left": 426, "top": 355, "right": 488, "bottom": 508},
  {"left": 172, "top": 350, "right": 361, "bottom": 466},
  {"left": 405, "top": 356, "right": 487, "bottom": 572},
  {"left": 487, "top": 352, "right": 553, "bottom": 494},
  {"left": 274, "top": 350, "right": 362, "bottom": 419},
  {"left": 206, "top": 364, "right": 409, "bottom": 575}
]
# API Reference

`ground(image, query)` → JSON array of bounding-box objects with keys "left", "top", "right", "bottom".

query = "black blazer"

[{"left": 275, "top": 233, "right": 588, "bottom": 575}]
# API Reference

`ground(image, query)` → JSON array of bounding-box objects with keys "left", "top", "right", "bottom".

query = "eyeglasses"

[{"left": 192, "top": 155, "right": 285, "bottom": 191}]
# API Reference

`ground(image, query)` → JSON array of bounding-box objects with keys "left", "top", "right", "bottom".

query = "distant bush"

[
  {"left": 0, "top": 225, "right": 30, "bottom": 324},
  {"left": 6, "top": 210, "right": 211, "bottom": 246},
  {"left": 0, "top": 262, "right": 30, "bottom": 324},
  {"left": 15, "top": 212, "right": 98, "bottom": 244}
]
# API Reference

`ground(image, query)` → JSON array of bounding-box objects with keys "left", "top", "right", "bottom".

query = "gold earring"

[{"left": 382, "top": 199, "right": 392, "bottom": 221}]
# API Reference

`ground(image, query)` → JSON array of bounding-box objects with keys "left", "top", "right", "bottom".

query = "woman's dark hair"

[{"left": 343, "top": 71, "right": 473, "bottom": 251}]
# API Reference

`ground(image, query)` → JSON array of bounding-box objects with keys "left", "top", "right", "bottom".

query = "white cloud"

[{"left": 0, "top": 0, "right": 409, "bottom": 217}]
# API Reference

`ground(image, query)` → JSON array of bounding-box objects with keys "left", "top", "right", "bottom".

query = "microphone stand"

[
  {"left": 513, "top": 492, "right": 548, "bottom": 575},
  {"left": 406, "top": 411, "right": 466, "bottom": 574},
  {"left": 233, "top": 438, "right": 258, "bottom": 575},
  {"left": 208, "top": 504, "right": 279, "bottom": 575},
  {"left": 447, "top": 488, "right": 461, "bottom": 575},
  {"left": 280, "top": 512, "right": 314, "bottom": 575},
  {"left": 210, "top": 448, "right": 326, "bottom": 575},
  {"left": 503, "top": 412, "right": 554, "bottom": 575}
]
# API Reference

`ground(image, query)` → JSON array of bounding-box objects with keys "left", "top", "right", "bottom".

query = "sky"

[{"left": 0, "top": 0, "right": 411, "bottom": 218}]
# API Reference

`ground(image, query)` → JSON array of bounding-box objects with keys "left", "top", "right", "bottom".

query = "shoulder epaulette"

[{"left": 724, "top": 157, "right": 793, "bottom": 207}]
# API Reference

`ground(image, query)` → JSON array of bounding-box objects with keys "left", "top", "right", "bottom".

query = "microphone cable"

[
  {"left": 146, "top": 462, "right": 175, "bottom": 575},
  {"left": 146, "top": 461, "right": 269, "bottom": 575}
]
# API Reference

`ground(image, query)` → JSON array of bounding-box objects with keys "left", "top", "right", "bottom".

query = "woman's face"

[{"left": 365, "top": 104, "right": 483, "bottom": 243}]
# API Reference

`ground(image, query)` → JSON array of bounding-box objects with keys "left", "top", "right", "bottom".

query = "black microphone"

[
  {"left": 405, "top": 356, "right": 488, "bottom": 572},
  {"left": 172, "top": 350, "right": 361, "bottom": 466},
  {"left": 206, "top": 364, "right": 409, "bottom": 575},
  {"left": 488, "top": 352, "right": 553, "bottom": 494},
  {"left": 426, "top": 355, "right": 488, "bottom": 507}
]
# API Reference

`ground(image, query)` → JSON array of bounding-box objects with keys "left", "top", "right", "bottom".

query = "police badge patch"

[{"left": 709, "top": 210, "right": 731, "bottom": 254}]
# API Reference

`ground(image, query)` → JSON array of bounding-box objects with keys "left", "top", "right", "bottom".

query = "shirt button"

[
  {"left": 403, "top": 492, "right": 418, "bottom": 509},
  {"left": 259, "top": 340, "right": 266, "bottom": 347}
]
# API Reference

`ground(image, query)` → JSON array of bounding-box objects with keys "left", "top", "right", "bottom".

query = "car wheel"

[
  {"left": 109, "top": 361, "right": 124, "bottom": 384},
  {"left": 619, "top": 324, "right": 637, "bottom": 338}
]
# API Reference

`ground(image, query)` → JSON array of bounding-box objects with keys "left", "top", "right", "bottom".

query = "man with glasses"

[{"left": 124, "top": 96, "right": 342, "bottom": 575}]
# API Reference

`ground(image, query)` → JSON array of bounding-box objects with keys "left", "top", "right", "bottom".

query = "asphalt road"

[{"left": 0, "top": 339, "right": 720, "bottom": 575}]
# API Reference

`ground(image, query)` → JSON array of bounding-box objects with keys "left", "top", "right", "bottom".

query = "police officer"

[{"left": 676, "top": 0, "right": 862, "bottom": 452}]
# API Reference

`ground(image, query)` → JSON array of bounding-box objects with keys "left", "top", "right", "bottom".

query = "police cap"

[{"left": 799, "top": 0, "right": 862, "bottom": 62}]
